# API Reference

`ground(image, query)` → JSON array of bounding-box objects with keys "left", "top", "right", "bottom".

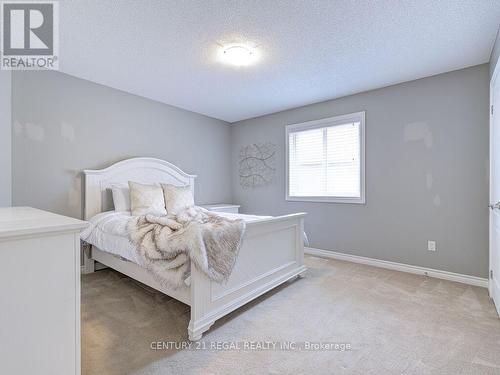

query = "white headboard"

[{"left": 83, "top": 157, "right": 196, "bottom": 219}]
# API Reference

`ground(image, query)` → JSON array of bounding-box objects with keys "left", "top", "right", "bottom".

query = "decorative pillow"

[
  {"left": 161, "top": 184, "right": 194, "bottom": 214},
  {"left": 128, "top": 181, "right": 167, "bottom": 216},
  {"left": 111, "top": 183, "right": 130, "bottom": 212}
]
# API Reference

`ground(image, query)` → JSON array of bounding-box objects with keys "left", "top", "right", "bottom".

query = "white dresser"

[
  {"left": 0, "top": 207, "right": 88, "bottom": 375},
  {"left": 201, "top": 204, "right": 240, "bottom": 214}
]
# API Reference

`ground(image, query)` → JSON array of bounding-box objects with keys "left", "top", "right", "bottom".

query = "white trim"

[
  {"left": 490, "top": 59, "right": 500, "bottom": 302},
  {"left": 492, "top": 277, "right": 500, "bottom": 316},
  {"left": 305, "top": 247, "right": 488, "bottom": 288},
  {"left": 490, "top": 59, "right": 496, "bottom": 297},
  {"left": 285, "top": 111, "right": 366, "bottom": 204}
]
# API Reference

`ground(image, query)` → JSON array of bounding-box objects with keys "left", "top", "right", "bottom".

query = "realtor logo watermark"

[{"left": 1, "top": 1, "right": 59, "bottom": 70}]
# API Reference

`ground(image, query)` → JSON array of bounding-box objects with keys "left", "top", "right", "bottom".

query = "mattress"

[
  {"left": 80, "top": 211, "right": 142, "bottom": 264},
  {"left": 80, "top": 209, "right": 272, "bottom": 266}
]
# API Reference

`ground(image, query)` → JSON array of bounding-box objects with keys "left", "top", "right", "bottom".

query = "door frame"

[{"left": 490, "top": 58, "right": 500, "bottom": 302}]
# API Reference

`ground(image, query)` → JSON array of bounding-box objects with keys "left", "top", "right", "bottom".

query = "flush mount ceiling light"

[{"left": 219, "top": 44, "right": 259, "bottom": 67}]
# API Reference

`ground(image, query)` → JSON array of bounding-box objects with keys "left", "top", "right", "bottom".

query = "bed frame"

[{"left": 82, "top": 157, "right": 306, "bottom": 340}]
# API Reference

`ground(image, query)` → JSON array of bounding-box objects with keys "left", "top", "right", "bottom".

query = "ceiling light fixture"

[{"left": 220, "top": 44, "right": 258, "bottom": 67}]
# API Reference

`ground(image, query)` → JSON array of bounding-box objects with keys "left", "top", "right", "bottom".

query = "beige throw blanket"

[{"left": 128, "top": 206, "right": 245, "bottom": 289}]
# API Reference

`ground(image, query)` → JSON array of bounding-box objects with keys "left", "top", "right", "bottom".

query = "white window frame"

[{"left": 285, "top": 111, "right": 366, "bottom": 204}]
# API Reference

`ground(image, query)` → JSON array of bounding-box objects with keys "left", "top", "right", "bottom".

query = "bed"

[{"left": 82, "top": 157, "right": 306, "bottom": 340}]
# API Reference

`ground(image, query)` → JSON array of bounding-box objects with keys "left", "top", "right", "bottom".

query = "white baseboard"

[{"left": 305, "top": 247, "right": 488, "bottom": 288}]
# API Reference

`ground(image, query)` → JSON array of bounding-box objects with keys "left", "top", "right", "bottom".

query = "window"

[{"left": 286, "top": 111, "right": 365, "bottom": 203}]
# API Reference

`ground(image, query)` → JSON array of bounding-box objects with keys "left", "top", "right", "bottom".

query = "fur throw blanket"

[{"left": 128, "top": 206, "right": 245, "bottom": 289}]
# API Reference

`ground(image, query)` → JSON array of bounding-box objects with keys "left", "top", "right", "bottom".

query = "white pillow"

[
  {"left": 128, "top": 181, "right": 167, "bottom": 216},
  {"left": 111, "top": 183, "right": 130, "bottom": 212},
  {"left": 161, "top": 184, "right": 194, "bottom": 214}
]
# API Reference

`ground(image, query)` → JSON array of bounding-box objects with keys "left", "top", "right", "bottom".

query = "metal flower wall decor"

[{"left": 239, "top": 142, "right": 277, "bottom": 188}]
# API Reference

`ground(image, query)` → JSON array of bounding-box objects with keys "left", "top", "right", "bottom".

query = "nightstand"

[{"left": 201, "top": 204, "right": 240, "bottom": 214}]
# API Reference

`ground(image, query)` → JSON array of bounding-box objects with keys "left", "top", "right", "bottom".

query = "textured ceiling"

[{"left": 59, "top": 0, "right": 500, "bottom": 122}]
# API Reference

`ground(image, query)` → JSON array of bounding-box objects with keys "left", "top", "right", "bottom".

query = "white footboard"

[{"left": 188, "top": 213, "right": 306, "bottom": 340}]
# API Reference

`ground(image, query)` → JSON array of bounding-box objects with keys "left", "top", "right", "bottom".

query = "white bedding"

[{"left": 81, "top": 209, "right": 272, "bottom": 266}]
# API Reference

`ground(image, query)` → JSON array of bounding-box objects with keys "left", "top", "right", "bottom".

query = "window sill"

[{"left": 286, "top": 196, "right": 366, "bottom": 204}]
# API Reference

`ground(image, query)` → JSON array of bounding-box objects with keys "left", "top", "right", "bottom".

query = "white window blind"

[{"left": 286, "top": 112, "right": 365, "bottom": 203}]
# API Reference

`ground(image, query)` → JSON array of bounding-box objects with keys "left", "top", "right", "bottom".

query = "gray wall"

[
  {"left": 10, "top": 65, "right": 491, "bottom": 277},
  {"left": 231, "top": 64, "right": 490, "bottom": 278},
  {"left": 0, "top": 71, "right": 11, "bottom": 207},
  {"left": 491, "top": 28, "right": 500, "bottom": 78},
  {"left": 12, "top": 70, "right": 232, "bottom": 219}
]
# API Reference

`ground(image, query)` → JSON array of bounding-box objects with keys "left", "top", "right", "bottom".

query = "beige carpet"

[{"left": 82, "top": 256, "right": 500, "bottom": 375}]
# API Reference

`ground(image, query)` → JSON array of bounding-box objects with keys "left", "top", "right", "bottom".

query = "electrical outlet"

[{"left": 427, "top": 240, "right": 436, "bottom": 251}]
